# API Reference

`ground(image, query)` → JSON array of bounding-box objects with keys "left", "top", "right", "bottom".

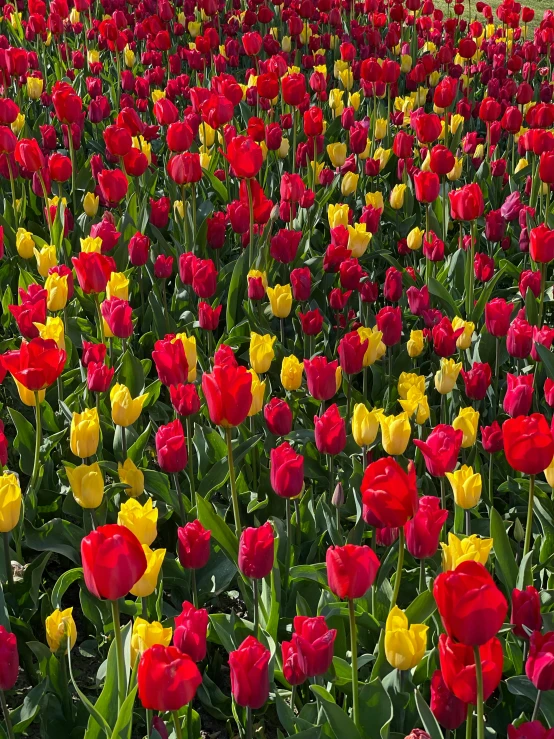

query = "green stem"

[
  {"left": 145, "top": 708, "right": 152, "bottom": 739},
  {"left": 3, "top": 534, "right": 12, "bottom": 590},
  {"left": 246, "top": 706, "right": 253, "bottom": 739},
  {"left": 191, "top": 569, "right": 198, "bottom": 609},
  {"left": 225, "top": 427, "right": 242, "bottom": 537},
  {"left": 532, "top": 689, "right": 542, "bottom": 722},
  {"left": 284, "top": 499, "right": 292, "bottom": 596},
  {"left": 247, "top": 178, "right": 255, "bottom": 269},
  {"left": 465, "top": 704, "right": 473, "bottom": 739},
  {"left": 187, "top": 701, "right": 193, "bottom": 739},
  {"left": 120, "top": 425, "right": 127, "bottom": 461},
  {"left": 523, "top": 475, "right": 535, "bottom": 557},
  {"left": 473, "top": 645, "right": 484, "bottom": 739},
  {"left": 93, "top": 293, "right": 105, "bottom": 345},
  {"left": 111, "top": 600, "right": 126, "bottom": 710},
  {"left": 174, "top": 473, "right": 187, "bottom": 524},
  {"left": 28, "top": 393, "right": 42, "bottom": 494},
  {"left": 418, "top": 558, "right": 425, "bottom": 593},
  {"left": 173, "top": 710, "right": 183, "bottom": 739},
  {"left": 0, "top": 691, "right": 15, "bottom": 739},
  {"left": 186, "top": 417, "right": 196, "bottom": 509},
  {"left": 253, "top": 578, "right": 259, "bottom": 638},
  {"left": 538, "top": 262, "right": 547, "bottom": 328},
  {"left": 390, "top": 527, "right": 405, "bottom": 610},
  {"left": 348, "top": 599, "right": 360, "bottom": 729}
]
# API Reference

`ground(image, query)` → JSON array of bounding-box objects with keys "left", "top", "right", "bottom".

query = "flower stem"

[
  {"left": 174, "top": 473, "right": 187, "bottom": 524},
  {"left": 111, "top": 600, "right": 126, "bottom": 710},
  {"left": 348, "top": 599, "right": 360, "bottom": 729},
  {"left": 28, "top": 393, "right": 42, "bottom": 494},
  {"left": 0, "top": 690, "right": 15, "bottom": 739},
  {"left": 225, "top": 427, "right": 242, "bottom": 537},
  {"left": 284, "top": 499, "right": 292, "bottom": 596},
  {"left": 390, "top": 527, "right": 405, "bottom": 610},
  {"left": 465, "top": 704, "right": 473, "bottom": 739},
  {"left": 418, "top": 558, "right": 425, "bottom": 593},
  {"left": 172, "top": 710, "right": 183, "bottom": 739},
  {"left": 532, "top": 689, "right": 542, "bottom": 722},
  {"left": 523, "top": 475, "right": 535, "bottom": 557},
  {"left": 252, "top": 578, "right": 259, "bottom": 638},
  {"left": 186, "top": 417, "right": 196, "bottom": 509},
  {"left": 473, "top": 645, "right": 485, "bottom": 739}
]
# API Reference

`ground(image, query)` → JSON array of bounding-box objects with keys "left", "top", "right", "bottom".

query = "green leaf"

[
  {"left": 118, "top": 350, "right": 145, "bottom": 399},
  {"left": 405, "top": 590, "right": 436, "bottom": 624},
  {"left": 427, "top": 277, "right": 461, "bottom": 318},
  {"left": 52, "top": 568, "right": 83, "bottom": 609},
  {"left": 226, "top": 252, "right": 248, "bottom": 331},
  {"left": 128, "top": 423, "right": 151, "bottom": 465},
  {"left": 506, "top": 676, "right": 554, "bottom": 726},
  {"left": 359, "top": 679, "right": 393, "bottom": 739},
  {"left": 70, "top": 646, "right": 113, "bottom": 739},
  {"left": 414, "top": 689, "right": 444, "bottom": 739},
  {"left": 109, "top": 685, "right": 137, "bottom": 739},
  {"left": 516, "top": 551, "right": 534, "bottom": 590},
  {"left": 196, "top": 495, "right": 238, "bottom": 564},
  {"left": 310, "top": 685, "right": 362, "bottom": 739},
  {"left": 470, "top": 266, "right": 506, "bottom": 324},
  {"left": 202, "top": 168, "right": 228, "bottom": 203},
  {"left": 7, "top": 407, "right": 35, "bottom": 476},
  {"left": 535, "top": 342, "right": 554, "bottom": 381},
  {"left": 10, "top": 680, "right": 47, "bottom": 735},
  {"left": 490, "top": 507, "right": 518, "bottom": 592},
  {"left": 197, "top": 434, "right": 261, "bottom": 498},
  {"left": 24, "top": 519, "right": 83, "bottom": 564}
]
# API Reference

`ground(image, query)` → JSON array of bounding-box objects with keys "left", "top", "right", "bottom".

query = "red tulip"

[
  {"left": 101, "top": 298, "right": 133, "bottom": 339},
  {"left": 376, "top": 306, "right": 402, "bottom": 346},
  {"left": 338, "top": 331, "right": 368, "bottom": 375},
  {"left": 432, "top": 317, "right": 464, "bottom": 358},
  {"left": 362, "top": 457, "right": 418, "bottom": 527},
  {"left": 167, "top": 153, "right": 202, "bottom": 184},
  {"left": 412, "top": 112, "right": 442, "bottom": 143},
  {"left": 508, "top": 722, "right": 554, "bottom": 739},
  {"left": 449, "top": 183, "right": 484, "bottom": 221},
  {"left": 270, "top": 441, "right": 304, "bottom": 499},
  {"left": 503, "top": 414, "right": 554, "bottom": 475},
  {"left": 503, "top": 374, "right": 534, "bottom": 417},
  {"left": 87, "top": 362, "right": 114, "bottom": 393},
  {"left": 430, "top": 670, "right": 467, "bottom": 731},
  {"left": 9, "top": 298, "right": 47, "bottom": 340},
  {"left": 138, "top": 645, "right": 202, "bottom": 711},
  {"left": 229, "top": 636, "right": 270, "bottom": 709},
  {"left": 439, "top": 634, "right": 503, "bottom": 704},
  {"left": 413, "top": 425, "right": 463, "bottom": 477},
  {"left": 270, "top": 229, "right": 302, "bottom": 264},
  {"left": 98, "top": 169, "right": 128, "bottom": 206},
  {"left": 81, "top": 524, "right": 147, "bottom": 600},
  {"left": 192, "top": 259, "right": 217, "bottom": 299},
  {"left": 178, "top": 520, "right": 211, "bottom": 570},
  {"left": 52, "top": 82, "right": 82, "bottom": 124},
  {"left": 264, "top": 398, "right": 293, "bottom": 437},
  {"left": 293, "top": 616, "right": 337, "bottom": 677},
  {"left": 404, "top": 496, "right": 448, "bottom": 559},
  {"left": 314, "top": 404, "right": 346, "bottom": 456},
  {"left": 0, "top": 626, "right": 18, "bottom": 690},
  {"left": 128, "top": 233, "right": 150, "bottom": 267},
  {"left": 481, "top": 422, "right": 504, "bottom": 454},
  {"left": 167, "top": 121, "right": 194, "bottom": 153},
  {"left": 2, "top": 338, "right": 66, "bottom": 391},
  {"left": 174, "top": 601, "right": 209, "bottom": 662},
  {"left": 170, "top": 384, "right": 200, "bottom": 417},
  {"left": 526, "top": 631, "right": 554, "bottom": 690},
  {"left": 485, "top": 298, "right": 513, "bottom": 337},
  {"left": 48, "top": 152, "right": 72, "bottom": 182},
  {"left": 326, "top": 544, "right": 380, "bottom": 600},
  {"left": 461, "top": 363, "right": 492, "bottom": 401},
  {"left": 511, "top": 586, "right": 542, "bottom": 639},
  {"left": 304, "top": 356, "right": 339, "bottom": 401},
  {"left": 202, "top": 363, "right": 252, "bottom": 428},
  {"left": 281, "top": 639, "right": 307, "bottom": 686},
  {"left": 238, "top": 522, "right": 274, "bottom": 580},
  {"left": 72, "top": 252, "right": 115, "bottom": 294},
  {"left": 223, "top": 136, "right": 263, "bottom": 179},
  {"left": 103, "top": 125, "right": 132, "bottom": 157},
  {"left": 15, "top": 138, "right": 45, "bottom": 172},
  {"left": 434, "top": 561, "right": 508, "bottom": 646},
  {"left": 530, "top": 224, "right": 554, "bottom": 264},
  {"left": 414, "top": 170, "right": 440, "bottom": 203},
  {"left": 282, "top": 73, "right": 306, "bottom": 107},
  {"left": 156, "top": 419, "right": 188, "bottom": 474},
  {"left": 152, "top": 337, "right": 188, "bottom": 387}
]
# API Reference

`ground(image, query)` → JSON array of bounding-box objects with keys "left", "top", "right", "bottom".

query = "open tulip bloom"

[{"left": 1, "top": 3, "right": 554, "bottom": 739}]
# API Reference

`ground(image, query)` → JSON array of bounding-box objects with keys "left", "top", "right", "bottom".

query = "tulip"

[
  {"left": 138, "top": 645, "right": 202, "bottom": 712},
  {"left": 407, "top": 331, "right": 425, "bottom": 357},
  {"left": 446, "top": 465, "right": 482, "bottom": 512},
  {"left": 430, "top": 670, "right": 467, "bottom": 731},
  {"left": 110, "top": 383, "right": 148, "bottom": 428},
  {"left": 118, "top": 498, "right": 158, "bottom": 547},
  {"left": 66, "top": 463, "right": 104, "bottom": 509},
  {"left": 452, "top": 407, "right": 479, "bottom": 448},
  {"left": 45, "top": 272, "right": 68, "bottom": 311},
  {"left": 385, "top": 606, "right": 428, "bottom": 670},
  {"left": 229, "top": 636, "right": 271, "bottom": 709},
  {"left": 264, "top": 398, "right": 292, "bottom": 437},
  {"left": 439, "top": 633, "right": 503, "bottom": 705},
  {"left": 178, "top": 520, "right": 211, "bottom": 570},
  {"left": 117, "top": 458, "right": 144, "bottom": 498},
  {"left": 45, "top": 608, "right": 77, "bottom": 653},
  {"left": 434, "top": 358, "right": 463, "bottom": 395},
  {"left": 267, "top": 284, "right": 292, "bottom": 318},
  {"left": 503, "top": 374, "right": 534, "bottom": 417},
  {"left": 511, "top": 586, "right": 542, "bottom": 640},
  {"left": 238, "top": 522, "right": 274, "bottom": 582},
  {"left": 155, "top": 419, "right": 188, "bottom": 476},
  {"left": 441, "top": 533, "right": 493, "bottom": 571},
  {"left": 314, "top": 404, "right": 346, "bottom": 456},
  {"left": 174, "top": 601, "right": 209, "bottom": 662},
  {"left": 379, "top": 412, "right": 411, "bottom": 456},
  {"left": 248, "top": 371, "right": 265, "bottom": 416},
  {"left": 249, "top": 333, "right": 276, "bottom": 374},
  {"left": 0, "top": 626, "right": 18, "bottom": 690},
  {"left": 270, "top": 442, "right": 304, "bottom": 499},
  {"left": 361, "top": 457, "right": 418, "bottom": 528},
  {"left": 281, "top": 356, "right": 304, "bottom": 391},
  {"left": 338, "top": 331, "right": 368, "bottom": 376},
  {"left": 461, "top": 363, "right": 492, "bottom": 401},
  {"left": 352, "top": 405, "right": 382, "bottom": 448},
  {"left": 413, "top": 425, "right": 463, "bottom": 477},
  {"left": 292, "top": 616, "right": 337, "bottom": 677},
  {"left": 130, "top": 618, "right": 172, "bottom": 666},
  {"left": 70, "top": 408, "right": 100, "bottom": 459},
  {"left": 130, "top": 545, "right": 166, "bottom": 597},
  {"left": 2, "top": 338, "right": 66, "bottom": 391},
  {"left": 526, "top": 631, "right": 554, "bottom": 691},
  {"left": 405, "top": 496, "right": 448, "bottom": 560}
]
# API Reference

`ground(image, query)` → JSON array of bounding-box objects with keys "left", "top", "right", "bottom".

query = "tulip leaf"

[
  {"left": 405, "top": 590, "right": 437, "bottom": 625},
  {"left": 470, "top": 265, "right": 507, "bottom": 324},
  {"left": 109, "top": 685, "right": 137, "bottom": 739},
  {"left": 226, "top": 251, "right": 248, "bottom": 332},
  {"left": 24, "top": 518, "right": 83, "bottom": 565},
  {"left": 118, "top": 350, "right": 145, "bottom": 399},
  {"left": 414, "top": 688, "right": 444, "bottom": 739},
  {"left": 7, "top": 406, "right": 36, "bottom": 477},
  {"left": 516, "top": 551, "right": 534, "bottom": 590},
  {"left": 196, "top": 495, "right": 238, "bottom": 565},
  {"left": 9, "top": 679, "right": 47, "bottom": 736},
  {"left": 127, "top": 422, "right": 151, "bottom": 465},
  {"left": 202, "top": 168, "right": 228, "bottom": 203},
  {"left": 535, "top": 342, "right": 554, "bottom": 381},
  {"left": 51, "top": 567, "right": 83, "bottom": 609},
  {"left": 427, "top": 277, "right": 461, "bottom": 318},
  {"left": 506, "top": 676, "right": 554, "bottom": 726},
  {"left": 310, "top": 685, "right": 362, "bottom": 739},
  {"left": 490, "top": 507, "right": 518, "bottom": 592},
  {"left": 359, "top": 679, "right": 394, "bottom": 739}
]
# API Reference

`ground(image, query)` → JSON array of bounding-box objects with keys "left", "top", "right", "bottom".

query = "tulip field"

[{"left": 4, "top": 0, "right": 554, "bottom": 738}]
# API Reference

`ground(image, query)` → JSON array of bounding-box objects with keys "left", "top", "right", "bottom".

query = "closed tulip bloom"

[
  {"left": 503, "top": 414, "right": 554, "bottom": 475},
  {"left": 267, "top": 284, "right": 292, "bottom": 318},
  {"left": 414, "top": 170, "right": 440, "bottom": 203},
  {"left": 45, "top": 608, "right": 77, "bottom": 653},
  {"left": 2, "top": 338, "right": 66, "bottom": 391},
  {"left": 407, "top": 330, "right": 425, "bottom": 357},
  {"left": 485, "top": 298, "right": 513, "bottom": 337},
  {"left": 118, "top": 498, "right": 158, "bottom": 547},
  {"left": 439, "top": 634, "right": 503, "bottom": 705},
  {"left": 461, "top": 363, "right": 491, "bottom": 401},
  {"left": 362, "top": 457, "right": 418, "bottom": 528},
  {"left": 81, "top": 524, "right": 147, "bottom": 600},
  {"left": 511, "top": 586, "right": 542, "bottom": 639},
  {"left": 441, "top": 533, "right": 493, "bottom": 571},
  {"left": 152, "top": 337, "right": 189, "bottom": 387},
  {"left": 250, "top": 333, "right": 276, "bottom": 374},
  {"left": 452, "top": 407, "right": 479, "bottom": 448},
  {"left": 434, "top": 560, "right": 507, "bottom": 645},
  {"left": 304, "top": 357, "right": 339, "bottom": 401},
  {"left": 405, "top": 496, "right": 448, "bottom": 560},
  {"left": 326, "top": 544, "right": 380, "bottom": 600},
  {"left": 293, "top": 616, "right": 337, "bottom": 677},
  {"left": 44, "top": 272, "right": 68, "bottom": 311},
  {"left": 130, "top": 618, "right": 172, "bottom": 666},
  {"left": 527, "top": 631, "right": 554, "bottom": 691},
  {"left": 380, "top": 412, "right": 411, "bottom": 456},
  {"left": 238, "top": 522, "right": 274, "bottom": 580},
  {"left": 430, "top": 670, "right": 467, "bottom": 731},
  {"left": 223, "top": 136, "right": 263, "bottom": 179},
  {"left": 352, "top": 404, "right": 383, "bottom": 447},
  {"left": 118, "top": 458, "right": 144, "bottom": 498},
  {"left": 530, "top": 224, "right": 554, "bottom": 264},
  {"left": 131, "top": 545, "right": 166, "bottom": 597},
  {"left": 338, "top": 331, "right": 368, "bottom": 375},
  {"left": 452, "top": 317, "right": 475, "bottom": 351},
  {"left": 432, "top": 318, "right": 465, "bottom": 358},
  {"left": 170, "top": 384, "right": 201, "bottom": 418},
  {"left": 202, "top": 364, "right": 252, "bottom": 428},
  {"left": 229, "top": 636, "right": 271, "bottom": 709},
  {"left": 248, "top": 371, "right": 266, "bottom": 416},
  {"left": 270, "top": 442, "right": 304, "bottom": 499},
  {"left": 503, "top": 374, "right": 534, "bottom": 417},
  {"left": 507, "top": 724, "right": 554, "bottom": 739},
  {"left": 446, "top": 465, "right": 482, "bottom": 509},
  {"left": 399, "top": 389, "right": 430, "bottom": 425},
  {"left": 70, "top": 407, "right": 100, "bottom": 459},
  {"left": 178, "top": 520, "right": 211, "bottom": 570},
  {"left": 0, "top": 474, "right": 21, "bottom": 533},
  {"left": 282, "top": 639, "right": 307, "bottom": 686},
  {"left": 314, "top": 404, "right": 346, "bottom": 456},
  {"left": 449, "top": 183, "right": 484, "bottom": 221},
  {"left": 155, "top": 420, "right": 187, "bottom": 474},
  {"left": 138, "top": 645, "right": 202, "bottom": 711},
  {"left": 413, "top": 424, "right": 463, "bottom": 477},
  {"left": 281, "top": 356, "right": 304, "bottom": 391},
  {"left": 87, "top": 362, "right": 115, "bottom": 393},
  {"left": 110, "top": 383, "right": 148, "bottom": 427},
  {"left": 0, "top": 627, "right": 18, "bottom": 690},
  {"left": 376, "top": 306, "right": 402, "bottom": 346},
  {"left": 66, "top": 463, "right": 104, "bottom": 509},
  {"left": 435, "top": 358, "right": 462, "bottom": 394},
  {"left": 174, "top": 601, "right": 209, "bottom": 662},
  {"left": 385, "top": 606, "right": 428, "bottom": 671},
  {"left": 264, "top": 398, "right": 293, "bottom": 437},
  {"left": 72, "top": 253, "right": 115, "bottom": 294}
]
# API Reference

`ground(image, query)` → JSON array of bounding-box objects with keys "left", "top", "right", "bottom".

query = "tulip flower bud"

[
  {"left": 332, "top": 483, "right": 344, "bottom": 508},
  {"left": 45, "top": 608, "right": 77, "bottom": 653}
]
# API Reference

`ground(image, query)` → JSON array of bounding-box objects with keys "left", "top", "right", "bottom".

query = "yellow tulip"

[
  {"left": 434, "top": 358, "right": 462, "bottom": 394},
  {"left": 11, "top": 113, "right": 24, "bottom": 134},
  {"left": 349, "top": 91, "right": 361, "bottom": 111},
  {"left": 328, "top": 203, "right": 349, "bottom": 228},
  {"left": 87, "top": 50, "right": 100, "bottom": 64},
  {"left": 452, "top": 317, "right": 475, "bottom": 350},
  {"left": 399, "top": 388, "right": 430, "bottom": 425},
  {"left": 281, "top": 356, "right": 304, "bottom": 391},
  {"left": 401, "top": 54, "right": 412, "bottom": 73},
  {"left": 70, "top": 408, "right": 100, "bottom": 459},
  {"left": 390, "top": 184, "right": 407, "bottom": 210},
  {"left": 16, "top": 228, "right": 35, "bottom": 259},
  {"left": 34, "top": 317, "right": 64, "bottom": 349},
  {"left": 188, "top": 20, "right": 201, "bottom": 36},
  {"left": 83, "top": 193, "right": 99, "bottom": 217},
  {"left": 515, "top": 158, "right": 529, "bottom": 174},
  {"left": 365, "top": 191, "right": 384, "bottom": 211},
  {"left": 329, "top": 88, "right": 345, "bottom": 112},
  {"left": 106, "top": 272, "right": 130, "bottom": 301},
  {"left": 339, "top": 68, "right": 353, "bottom": 90},
  {"left": 267, "top": 284, "right": 292, "bottom": 318},
  {"left": 373, "top": 147, "right": 392, "bottom": 172},
  {"left": 199, "top": 122, "right": 215, "bottom": 147},
  {"left": 447, "top": 157, "right": 464, "bottom": 182},
  {"left": 248, "top": 370, "right": 265, "bottom": 416},
  {"left": 374, "top": 118, "right": 388, "bottom": 140},
  {"left": 357, "top": 327, "right": 385, "bottom": 366},
  {"left": 45, "top": 272, "right": 68, "bottom": 311},
  {"left": 347, "top": 223, "right": 372, "bottom": 258},
  {"left": 545, "top": 456, "right": 554, "bottom": 487},
  {"left": 174, "top": 334, "right": 197, "bottom": 382},
  {"left": 132, "top": 136, "right": 151, "bottom": 164},
  {"left": 45, "top": 608, "right": 77, "bottom": 653},
  {"left": 385, "top": 606, "right": 428, "bottom": 671},
  {"left": 110, "top": 384, "right": 148, "bottom": 427},
  {"left": 151, "top": 89, "right": 166, "bottom": 104},
  {"left": 407, "top": 330, "right": 424, "bottom": 358},
  {"left": 0, "top": 473, "right": 22, "bottom": 532},
  {"left": 441, "top": 533, "right": 493, "bottom": 571},
  {"left": 80, "top": 236, "right": 103, "bottom": 254},
  {"left": 341, "top": 172, "right": 359, "bottom": 197},
  {"left": 66, "top": 463, "right": 104, "bottom": 509},
  {"left": 407, "top": 227, "right": 424, "bottom": 251},
  {"left": 118, "top": 458, "right": 145, "bottom": 498},
  {"left": 124, "top": 46, "right": 135, "bottom": 67},
  {"left": 446, "top": 465, "right": 482, "bottom": 509},
  {"left": 380, "top": 412, "right": 411, "bottom": 455},
  {"left": 130, "top": 617, "right": 172, "bottom": 665},
  {"left": 14, "top": 379, "right": 45, "bottom": 406},
  {"left": 352, "top": 404, "right": 382, "bottom": 447},
  {"left": 27, "top": 76, "right": 43, "bottom": 100},
  {"left": 249, "top": 333, "right": 277, "bottom": 374},
  {"left": 453, "top": 407, "right": 479, "bottom": 448},
  {"left": 130, "top": 546, "right": 166, "bottom": 597},
  {"left": 398, "top": 372, "right": 425, "bottom": 400},
  {"left": 118, "top": 498, "right": 158, "bottom": 546},
  {"left": 449, "top": 114, "right": 465, "bottom": 135}
]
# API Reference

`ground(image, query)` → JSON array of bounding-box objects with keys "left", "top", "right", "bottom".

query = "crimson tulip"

[
  {"left": 439, "top": 634, "right": 503, "bottom": 704},
  {"left": 174, "top": 601, "right": 209, "bottom": 662},
  {"left": 503, "top": 414, "right": 554, "bottom": 475},
  {"left": 156, "top": 419, "right": 188, "bottom": 474},
  {"left": 270, "top": 442, "right": 304, "bottom": 499},
  {"left": 361, "top": 457, "right": 418, "bottom": 527},
  {"left": 81, "top": 524, "right": 147, "bottom": 600},
  {"left": 413, "top": 425, "right": 463, "bottom": 477},
  {"left": 229, "top": 636, "right": 270, "bottom": 709},
  {"left": 405, "top": 496, "right": 448, "bottom": 559},
  {"left": 178, "top": 520, "right": 211, "bottom": 570},
  {"left": 138, "top": 645, "right": 202, "bottom": 711},
  {"left": 326, "top": 544, "right": 380, "bottom": 599}
]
